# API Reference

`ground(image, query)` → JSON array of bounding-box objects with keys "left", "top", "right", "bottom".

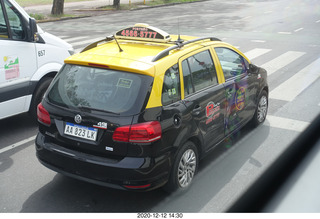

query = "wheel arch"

[
  {"left": 28, "top": 72, "right": 57, "bottom": 120},
  {"left": 30, "top": 71, "right": 56, "bottom": 106},
  {"left": 187, "top": 136, "right": 203, "bottom": 159}
]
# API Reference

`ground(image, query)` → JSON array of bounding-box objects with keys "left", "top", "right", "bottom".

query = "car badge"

[{"left": 74, "top": 114, "right": 82, "bottom": 124}]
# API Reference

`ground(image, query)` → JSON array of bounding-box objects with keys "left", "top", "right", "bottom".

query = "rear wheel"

[
  {"left": 252, "top": 90, "right": 268, "bottom": 126},
  {"left": 164, "top": 141, "right": 198, "bottom": 193}
]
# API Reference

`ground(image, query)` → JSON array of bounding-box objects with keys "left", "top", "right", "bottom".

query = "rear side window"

[
  {"left": 162, "top": 64, "right": 181, "bottom": 106},
  {"left": 181, "top": 50, "right": 218, "bottom": 96},
  {"left": 47, "top": 64, "right": 153, "bottom": 115}
]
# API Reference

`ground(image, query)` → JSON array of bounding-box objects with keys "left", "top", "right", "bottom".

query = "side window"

[
  {"left": 215, "top": 47, "right": 249, "bottom": 80},
  {"left": 162, "top": 64, "right": 181, "bottom": 105},
  {"left": 3, "top": 0, "right": 26, "bottom": 40},
  {"left": 0, "top": 2, "right": 9, "bottom": 38},
  {"left": 181, "top": 50, "right": 218, "bottom": 96}
]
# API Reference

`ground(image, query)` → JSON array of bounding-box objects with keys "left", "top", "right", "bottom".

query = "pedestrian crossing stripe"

[
  {"left": 261, "top": 51, "right": 305, "bottom": 76},
  {"left": 269, "top": 58, "right": 320, "bottom": 102},
  {"left": 266, "top": 115, "right": 310, "bottom": 132},
  {"left": 244, "top": 48, "right": 271, "bottom": 60}
]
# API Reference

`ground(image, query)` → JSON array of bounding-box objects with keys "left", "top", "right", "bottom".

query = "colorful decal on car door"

[
  {"left": 4, "top": 56, "right": 20, "bottom": 80},
  {"left": 235, "top": 87, "right": 245, "bottom": 110},
  {"left": 206, "top": 101, "right": 220, "bottom": 124}
]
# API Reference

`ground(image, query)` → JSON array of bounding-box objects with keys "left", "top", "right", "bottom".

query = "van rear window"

[{"left": 47, "top": 64, "right": 153, "bottom": 115}]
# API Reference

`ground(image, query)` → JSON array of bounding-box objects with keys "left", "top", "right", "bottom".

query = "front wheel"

[
  {"left": 163, "top": 141, "right": 198, "bottom": 193},
  {"left": 251, "top": 90, "right": 268, "bottom": 126}
]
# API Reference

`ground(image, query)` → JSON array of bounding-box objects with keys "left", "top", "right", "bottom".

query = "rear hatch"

[{"left": 41, "top": 64, "right": 153, "bottom": 158}]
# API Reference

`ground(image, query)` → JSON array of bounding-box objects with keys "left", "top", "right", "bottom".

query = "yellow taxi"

[{"left": 36, "top": 23, "right": 268, "bottom": 192}]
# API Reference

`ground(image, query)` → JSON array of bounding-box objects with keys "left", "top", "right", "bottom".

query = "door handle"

[{"left": 192, "top": 105, "right": 201, "bottom": 116}]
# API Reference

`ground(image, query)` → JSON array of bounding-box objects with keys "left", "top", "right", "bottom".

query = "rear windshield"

[{"left": 46, "top": 64, "right": 153, "bottom": 115}]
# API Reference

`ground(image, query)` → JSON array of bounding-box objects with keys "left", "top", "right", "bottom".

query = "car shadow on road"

[
  {"left": 20, "top": 123, "right": 270, "bottom": 213},
  {"left": 20, "top": 172, "right": 169, "bottom": 212}
]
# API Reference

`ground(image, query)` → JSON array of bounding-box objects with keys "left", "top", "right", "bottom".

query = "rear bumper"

[{"left": 35, "top": 132, "right": 171, "bottom": 191}]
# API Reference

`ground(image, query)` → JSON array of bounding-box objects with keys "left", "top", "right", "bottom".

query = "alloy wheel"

[
  {"left": 257, "top": 95, "right": 268, "bottom": 123},
  {"left": 177, "top": 149, "right": 197, "bottom": 188}
]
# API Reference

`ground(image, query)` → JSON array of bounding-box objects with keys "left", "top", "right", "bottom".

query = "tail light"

[
  {"left": 113, "top": 121, "right": 162, "bottom": 143},
  {"left": 37, "top": 103, "right": 51, "bottom": 125}
]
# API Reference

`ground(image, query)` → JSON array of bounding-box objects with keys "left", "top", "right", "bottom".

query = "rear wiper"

[{"left": 78, "top": 106, "right": 120, "bottom": 115}]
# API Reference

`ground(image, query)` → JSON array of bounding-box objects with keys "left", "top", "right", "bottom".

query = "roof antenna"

[
  {"left": 113, "top": 35, "right": 123, "bottom": 52},
  {"left": 176, "top": 18, "right": 184, "bottom": 46}
]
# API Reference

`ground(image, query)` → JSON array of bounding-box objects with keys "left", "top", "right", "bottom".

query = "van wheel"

[
  {"left": 164, "top": 141, "right": 198, "bottom": 193},
  {"left": 251, "top": 90, "right": 268, "bottom": 127},
  {"left": 29, "top": 77, "right": 53, "bottom": 121}
]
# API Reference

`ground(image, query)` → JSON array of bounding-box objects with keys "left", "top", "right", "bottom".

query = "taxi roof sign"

[{"left": 115, "top": 23, "right": 171, "bottom": 43}]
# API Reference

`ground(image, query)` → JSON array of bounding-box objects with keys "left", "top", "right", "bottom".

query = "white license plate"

[{"left": 64, "top": 122, "right": 98, "bottom": 141}]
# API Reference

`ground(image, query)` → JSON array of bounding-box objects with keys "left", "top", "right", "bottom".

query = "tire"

[
  {"left": 29, "top": 77, "right": 53, "bottom": 121},
  {"left": 251, "top": 90, "right": 268, "bottom": 127},
  {"left": 163, "top": 141, "right": 198, "bottom": 193}
]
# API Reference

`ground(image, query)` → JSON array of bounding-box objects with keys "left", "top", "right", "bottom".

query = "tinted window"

[
  {"left": 47, "top": 65, "right": 153, "bottom": 115},
  {"left": 0, "top": 2, "right": 9, "bottom": 38},
  {"left": 182, "top": 50, "right": 218, "bottom": 96},
  {"left": 162, "top": 64, "right": 181, "bottom": 106},
  {"left": 215, "top": 47, "right": 249, "bottom": 80}
]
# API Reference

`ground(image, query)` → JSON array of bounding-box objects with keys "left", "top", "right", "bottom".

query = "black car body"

[{"left": 35, "top": 24, "right": 268, "bottom": 192}]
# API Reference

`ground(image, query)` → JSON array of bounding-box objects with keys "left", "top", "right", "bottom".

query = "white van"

[{"left": 0, "top": 0, "right": 73, "bottom": 120}]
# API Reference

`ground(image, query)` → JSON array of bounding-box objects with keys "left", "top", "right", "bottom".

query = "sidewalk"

[{"left": 23, "top": 0, "right": 163, "bottom": 20}]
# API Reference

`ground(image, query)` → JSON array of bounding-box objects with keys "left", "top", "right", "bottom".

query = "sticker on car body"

[{"left": 117, "top": 78, "right": 133, "bottom": 88}]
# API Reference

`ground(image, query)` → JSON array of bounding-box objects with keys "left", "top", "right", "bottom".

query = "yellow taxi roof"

[{"left": 64, "top": 34, "right": 208, "bottom": 77}]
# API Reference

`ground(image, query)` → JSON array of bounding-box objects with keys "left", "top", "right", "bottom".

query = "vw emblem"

[{"left": 74, "top": 114, "right": 82, "bottom": 124}]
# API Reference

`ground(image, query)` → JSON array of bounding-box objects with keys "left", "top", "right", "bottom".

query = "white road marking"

[
  {"left": 316, "top": 20, "right": 320, "bottom": 23},
  {"left": 294, "top": 28, "right": 304, "bottom": 32},
  {"left": 63, "top": 36, "right": 89, "bottom": 43},
  {"left": 0, "top": 135, "right": 37, "bottom": 155},
  {"left": 269, "top": 58, "right": 320, "bottom": 102},
  {"left": 278, "top": 32, "right": 292, "bottom": 34},
  {"left": 261, "top": 51, "right": 305, "bottom": 75},
  {"left": 211, "top": 24, "right": 223, "bottom": 28},
  {"left": 266, "top": 115, "right": 310, "bottom": 132},
  {"left": 251, "top": 40, "right": 266, "bottom": 43},
  {"left": 241, "top": 16, "right": 252, "bottom": 20},
  {"left": 244, "top": 48, "right": 271, "bottom": 60},
  {"left": 71, "top": 37, "right": 103, "bottom": 47}
]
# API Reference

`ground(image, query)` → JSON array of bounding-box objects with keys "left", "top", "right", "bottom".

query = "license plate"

[{"left": 64, "top": 122, "right": 98, "bottom": 141}]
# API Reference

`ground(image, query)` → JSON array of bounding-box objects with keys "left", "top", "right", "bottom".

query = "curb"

[{"left": 36, "top": 15, "right": 91, "bottom": 23}]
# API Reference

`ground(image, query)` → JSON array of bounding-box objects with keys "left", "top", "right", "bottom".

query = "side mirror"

[
  {"left": 29, "top": 18, "right": 39, "bottom": 42},
  {"left": 249, "top": 63, "right": 259, "bottom": 74}
]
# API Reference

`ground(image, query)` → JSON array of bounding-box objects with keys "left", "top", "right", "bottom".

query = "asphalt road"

[{"left": 1, "top": 0, "right": 320, "bottom": 213}]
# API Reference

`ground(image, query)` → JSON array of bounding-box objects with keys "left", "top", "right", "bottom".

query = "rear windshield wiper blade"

[{"left": 78, "top": 106, "right": 120, "bottom": 115}]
